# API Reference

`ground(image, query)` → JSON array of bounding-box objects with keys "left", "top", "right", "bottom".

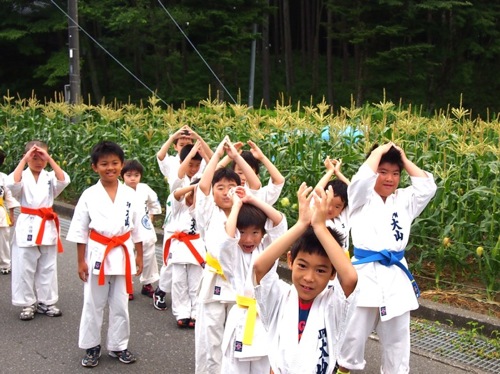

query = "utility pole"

[
  {"left": 248, "top": 23, "right": 257, "bottom": 108},
  {"left": 68, "top": 0, "right": 81, "bottom": 105}
]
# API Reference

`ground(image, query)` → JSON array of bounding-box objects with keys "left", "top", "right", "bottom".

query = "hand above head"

[
  {"left": 247, "top": 140, "right": 264, "bottom": 160},
  {"left": 311, "top": 186, "right": 330, "bottom": 227},
  {"left": 296, "top": 182, "right": 314, "bottom": 227}
]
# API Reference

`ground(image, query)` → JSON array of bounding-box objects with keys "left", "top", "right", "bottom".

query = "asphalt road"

[{"left": 0, "top": 216, "right": 474, "bottom": 373}]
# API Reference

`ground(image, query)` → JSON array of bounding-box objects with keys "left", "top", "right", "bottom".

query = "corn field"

[{"left": 0, "top": 92, "right": 498, "bottom": 302}]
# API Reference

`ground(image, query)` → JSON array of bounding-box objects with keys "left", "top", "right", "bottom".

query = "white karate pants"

[
  {"left": 140, "top": 239, "right": 159, "bottom": 285},
  {"left": 221, "top": 351, "right": 270, "bottom": 374},
  {"left": 195, "top": 301, "right": 234, "bottom": 374},
  {"left": 338, "top": 307, "right": 410, "bottom": 374},
  {"left": 11, "top": 242, "right": 58, "bottom": 307},
  {"left": 79, "top": 273, "right": 130, "bottom": 351},
  {"left": 171, "top": 263, "right": 202, "bottom": 320},
  {"left": 158, "top": 261, "right": 173, "bottom": 293},
  {"left": 0, "top": 226, "right": 11, "bottom": 270}
]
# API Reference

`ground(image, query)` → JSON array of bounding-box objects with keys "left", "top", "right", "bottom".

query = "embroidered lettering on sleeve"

[
  {"left": 391, "top": 212, "right": 403, "bottom": 241},
  {"left": 316, "top": 328, "right": 329, "bottom": 374}
]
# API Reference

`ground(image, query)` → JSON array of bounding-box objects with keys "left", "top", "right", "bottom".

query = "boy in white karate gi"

[
  {"left": 337, "top": 143, "right": 437, "bottom": 374},
  {"left": 121, "top": 159, "right": 162, "bottom": 299},
  {"left": 66, "top": 141, "right": 146, "bottom": 367},
  {"left": 154, "top": 141, "right": 208, "bottom": 311},
  {"left": 0, "top": 149, "right": 19, "bottom": 275},
  {"left": 155, "top": 130, "right": 212, "bottom": 308},
  {"left": 194, "top": 136, "right": 259, "bottom": 374},
  {"left": 253, "top": 183, "right": 358, "bottom": 374},
  {"left": 8, "top": 140, "right": 70, "bottom": 320},
  {"left": 218, "top": 186, "right": 287, "bottom": 373}
]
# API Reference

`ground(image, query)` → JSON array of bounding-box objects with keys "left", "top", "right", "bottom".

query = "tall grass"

[{"left": 0, "top": 92, "right": 498, "bottom": 300}]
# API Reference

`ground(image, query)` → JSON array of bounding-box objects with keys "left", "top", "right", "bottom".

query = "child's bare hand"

[
  {"left": 392, "top": 144, "right": 408, "bottom": 162},
  {"left": 311, "top": 186, "right": 329, "bottom": 226},
  {"left": 216, "top": 136, "right": 230, "bottom": 157},
  {"left": 188, "top": 141, "right": 202, "bottom": 158},
  {"left": 247, "top": 140, "right": 264, "bottom": 160},
  {"left": 297, "top": 182, "right": 314, "bottom": 226},
  {"left": 225, "top": 138, "right": 239, "bottom": 159},
  {"left": 135, "top": 256, "right": 143, "bottom": 276},
  {"left": 324, "top": 156, "right": 335, "bottom": 172},
  {"left": 333, "top": 158, "right": 342, "bottom": 174},
  {"left": 78, "top": 262, "right": 89, "bottom": 282}
]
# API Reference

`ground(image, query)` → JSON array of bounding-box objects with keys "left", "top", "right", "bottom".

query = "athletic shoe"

[
  {"left": 19, "top": 304, "right": 36, "bottom": 321},
  {"left": 108, "top": 349, "right": 137, "bottom": 364},
  {"left": 0, "top": 267, "right": 11, "bottom": 274},
  {"left": 128, "top": 293, "right": 134, "bottom": 301},
  {"left": 188, "top": 318, "right": 196, "bottom": 329},
  {"left": 141, "top": 284, "right": 155, "bottom": 298},
  {"left": 81, "top": 345, "right": 101, "bottom": 367},
  {"left": 153, "top": 287, "right": 167, "bottom": 310},
  {"left": 177, "top": 318, "right": 190, "bottom": 328},
  {"left": 37, "top": 303, "right": 62, "bottom": 317}
]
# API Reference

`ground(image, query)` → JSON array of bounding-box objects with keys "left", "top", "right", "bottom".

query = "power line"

[
  {"left": 156, "top": 0, "right": 237, "bottom": 104},
  {"left": 50, "top": 0, "right": 168, "bottom": 106}
]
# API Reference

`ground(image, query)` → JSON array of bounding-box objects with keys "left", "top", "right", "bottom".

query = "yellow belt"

[
  {"left": 205, "top": 252, "right": 226, "bottom": 280},
  {"left": 0, "top": 197, "right": 11, "bottom": 225},
  {"left": 236, "top": 294, "right": 257, "bottom": 345}
]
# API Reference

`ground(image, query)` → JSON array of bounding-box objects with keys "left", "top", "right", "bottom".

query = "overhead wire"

[
  {"left": 156, "top": 0, "right": 237, "bottom": 104},
  {"left": 50, "top": 0, "right": 168, "bottom": 106}
]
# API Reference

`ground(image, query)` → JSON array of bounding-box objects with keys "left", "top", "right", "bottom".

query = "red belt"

[
  {"left": 89, "top": 230, "right": 133, "bottom": 294},
  {"left": 163, "top": 232, "right": 205, "bottom": 267},
  {"left": 20, "top": 206, "right": 63, "bottom": 253}
]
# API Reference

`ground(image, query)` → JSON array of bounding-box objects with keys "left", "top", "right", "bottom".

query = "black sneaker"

[
  {"left": 82, "top": 345, "right": 101, "bottom": 367},
  {"left": 153, "top": 287, "right": 167, "bottom": 310},
  {"left": 108, "top": 349, "right": 136, "bottom": 364}
]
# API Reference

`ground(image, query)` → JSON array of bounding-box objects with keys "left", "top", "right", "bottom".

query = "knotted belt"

[
  {"left": 236, "top": 295, "right": 257, "bottom": 345},
  {"left": 89, "top": 230, "right": 133, "bottom": 294},
  {"left": 20, "top": 206, "right": 63, "bottom": 252},
  {"left": 0, "top": 197, "right": 11, "bottom": 225},
  {"left": 163, "top": 232, "right": 205, "bottom": 267},
  {"left": 352, "top": 248, "right": 420, "bottom": 297},
  {"left": 205, "top": 252, "right": 226, "bottom": 280}
]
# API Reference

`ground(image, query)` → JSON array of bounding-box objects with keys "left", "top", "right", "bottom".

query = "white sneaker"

[{"left": 36, "top": 303, "right": 62, "bottom": 317}]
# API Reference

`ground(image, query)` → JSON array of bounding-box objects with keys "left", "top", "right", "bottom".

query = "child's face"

[
  {"left": 287, "top": 250, "right": 335, "bottom": 303},
  {"left": 186, "top": 160, "right": 202, "bottom": 178},
  {"left": 92, "top": 154, "right": 123, "bottom": 185},
  {"left": 27, "top": 148, "right": 48, "bottom": 174},
  {"left": 233, "top": 164, "right": 246, "bottom": 186},
  {"left": 213, "top": 178, "right": 238, "bottom": 211},
  {"left": 375, "top": 162, "right": 401, "bottom": 199},
  {"left": 326, "top": 195, "right": 346, "bottom": 220},
  {"left": 123, "top": 170, "right": 141, "bottom": 190},
  {"left": 238, "top": 225, "right": 264, "bottom": 254},
  {"left": 174, "top": 137, "right": 193, "bottom": 153}
]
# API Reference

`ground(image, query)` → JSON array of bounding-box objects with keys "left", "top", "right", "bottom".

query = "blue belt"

[{"left": 352, "top": 248, "right": 420, "bottom": 298}]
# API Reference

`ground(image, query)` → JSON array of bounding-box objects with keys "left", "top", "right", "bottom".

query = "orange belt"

[
  {"left": 89, "top": 230, "right": 133, "bottom": 294},
  {"left": 163, "top": 232, "right": 205, "bottom": 267},
  {"left": 20, "top": 206, "right": 63, "bottom": 253}
]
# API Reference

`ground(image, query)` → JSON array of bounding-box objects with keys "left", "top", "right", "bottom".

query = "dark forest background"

[{"left": 1, "top": 0, "right": 499, "bottom": 116}]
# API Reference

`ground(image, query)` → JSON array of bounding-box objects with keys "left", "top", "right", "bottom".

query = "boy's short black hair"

[
  {"left": 367, "top": 144, "right": 403, "bottom": 171},
  {"left": 180, "top": 144, "right": 202, "bottom": 162},
  {"left": 212, "top": 167, "right": 241, "bottom": 187},
  {"left": 121, "top": 159, "right": 143, "bottom": 178},
  {"left": 91, "top": 141, "right": 124, "bottom": 165},
  {"left": 325, "top": 179, "right": 348, "bottom": 206},
  {"left": 230, "top": 150, "right": 260, "bottom": 175},
  {"left": 24, "top": 140, "right": 47, "bottom": 153},
  {"left": 0, "top": 149, "right": 5, "bottom": 166},
  {"left": 290, "top": 226, "right": 344, "bottom": 275},
  {"left": 237, "top": 204, "right": 267, "bottom": 233}
]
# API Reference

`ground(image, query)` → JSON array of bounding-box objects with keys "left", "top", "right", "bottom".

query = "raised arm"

[
  {"left": 188, "top": 126, "right": 214, "bottom": 160},
  {"left": 157, "top": 125, "right": 189, "bottom": 161},
  {"left": 254, "top": 183, "right": 312, "bottom": 284},
  {"left": 312, "top": 186, "right": 357, "bottom": 297},
  {"left": 178, "top": 141, "right": 202, "bottom": 179},
  {"left": 248, "top": 140, "right": 285, "bottom": 185},
  {"left": 226, "top": 140, "right": 261, "bottom": 190},
  {"left": 198, "top": 136, "right": 228, "bottom": 196},
  {"left": 394, "top": 145, "right": 428, "bottom": 178},
  {"left": 217, "top": 141, "right": 243, "bottom": 170},
  {"left": 37, "top": 146, "right": 66, "bottom": 181}
]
